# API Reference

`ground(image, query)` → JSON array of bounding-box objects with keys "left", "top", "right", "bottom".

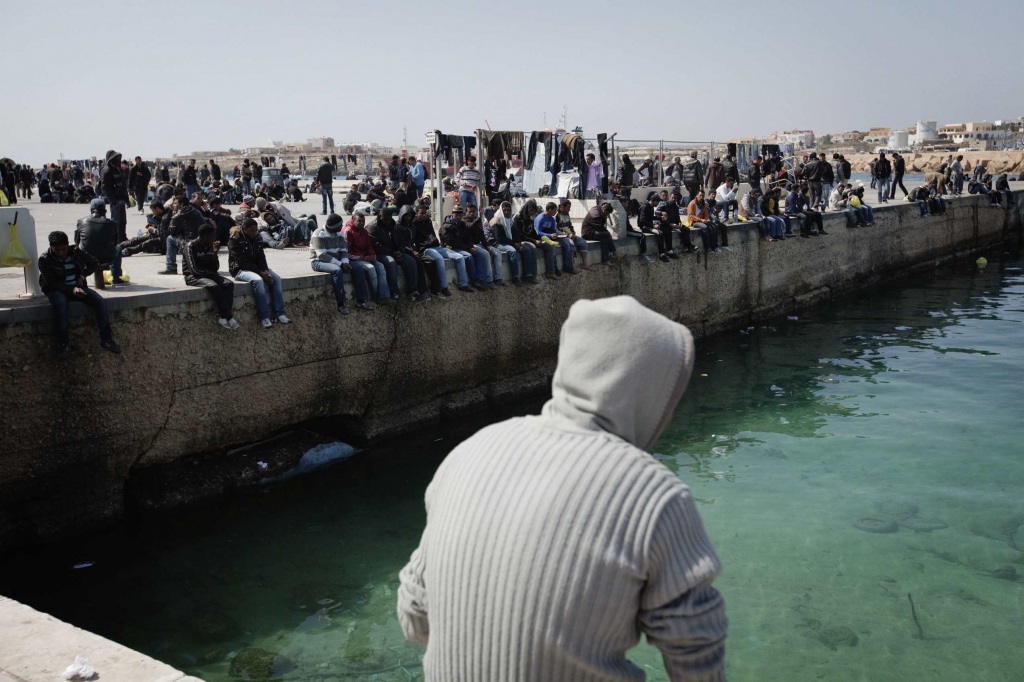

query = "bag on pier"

[{"left": 1, "top": 223, "right": 31, "bottom": 268}]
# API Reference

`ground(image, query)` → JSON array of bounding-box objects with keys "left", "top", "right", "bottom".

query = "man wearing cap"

[
  {"left": 75, "top": 198, "right": 126, "bottom": 287},
  {"left": 101, "top": 150, "right": 130, "bottom": 242},
  {"left": 38, "top": 231, "right": 121, "bottom": 356},
  {"left": 441, "top": 205, "right": 494, "bottom": 290},
  {"left": 310, "top": 212, "right": 370, "bottom": 315}
]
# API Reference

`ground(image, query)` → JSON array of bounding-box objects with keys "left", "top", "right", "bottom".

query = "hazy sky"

[{"left": 4, "top": 0, "right": 1023, "bottom": 164}]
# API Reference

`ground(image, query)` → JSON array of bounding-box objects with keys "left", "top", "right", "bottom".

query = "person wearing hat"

[
  {"left": 101, "top": 150, "right": 130, "bottom": 242},
  {"left": 75, "top": 197, "right": 125, "bottom": 287},
  {"left": 310, "top": 212, "right": 371, "bottom": 314},
  {"left": 38, "top": 231, "right": 121, "bottom": 356},
  {"left": 442, "top": 204, "right": 494, "bottom": 290}
]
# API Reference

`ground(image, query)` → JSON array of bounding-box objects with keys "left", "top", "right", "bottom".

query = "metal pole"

[
  {"left": 659, "top": 140, "right": 664, "bottom": 185},
  {"left": 434, "top": 143, "right": 443, "bottom": 230}
]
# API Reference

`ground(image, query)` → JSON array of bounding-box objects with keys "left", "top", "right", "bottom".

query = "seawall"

[{"left": 0, "top": 195, "right": 1018, "bottom": 550}]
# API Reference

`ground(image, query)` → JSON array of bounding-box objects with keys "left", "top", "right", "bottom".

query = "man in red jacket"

[{"left": 344, "top": 211, "right": 391, "bottom": 304}]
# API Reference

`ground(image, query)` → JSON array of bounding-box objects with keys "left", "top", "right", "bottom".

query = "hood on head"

[
  {"left": 517, "top": 199, "right": 538, "bottom": 222},
  {"left": 541, "top": 296, "right": 694, "bottom": 450},
  {"left": 397, "top": 204, "right": 414, "bottom": 225},
  {"left": 105, "top": 150, "right": 121, "bottom": 167}
]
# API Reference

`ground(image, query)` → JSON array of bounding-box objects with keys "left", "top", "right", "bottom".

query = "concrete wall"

[{"left": 0, "top": 195, "right": 1017, "bottom": 550}]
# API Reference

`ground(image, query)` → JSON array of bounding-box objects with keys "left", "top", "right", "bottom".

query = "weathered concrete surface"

[
  {"left": 0, "top": 595, "right": 202, "bottom": 682},
  {"left": 0, "top": 194, "right": 1018, "bottom": 550}
]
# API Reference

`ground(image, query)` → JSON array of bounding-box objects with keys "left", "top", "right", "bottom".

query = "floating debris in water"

[
  {"left": 317, "top": 598, "right": 334, "bottom": 605},
  {"left": 787, "top": 316, "right": 799, "bottom": 321},
  {"left": 711, "top": 446, "right": 729, "bottom": 456},
  {"left": 257, "top": 460, "right": 268, "bottom": 470},
  {"left": 72, "top": 562, "right": 94, "bottom": 570}
]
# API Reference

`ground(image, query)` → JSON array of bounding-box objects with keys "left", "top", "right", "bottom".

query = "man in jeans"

[
  {"left": 889, "top": 152, "right": 908, "bottom": 199},
  {"left": 874, "top": 153, "right": 892, "bottom": 204},
  {"left": 182, "top": 159, "right": 199, "bottom": 201},
  {"left": 456, "top": 156, "right": 481, "bottom": 208},
  {"left": 310, "top": 212, "right": 372, "bottom": 314},
  {"left": 128, "top": 156, "right": 151, "bottom": 214},
  {"left": 159, "top": 196, "right": 207, "bottom": 275},
  {"left": 229, "top": 217, "right": 292, "bottom": 329},
  {"left": 317, "top": 156, "right": 335, "bottom": 215},
  {"left": 38, "top": 231, "right": 121, "bottom": 356},
  {"left": 345, "top": 211, "right": 392, "bottom": 304}
]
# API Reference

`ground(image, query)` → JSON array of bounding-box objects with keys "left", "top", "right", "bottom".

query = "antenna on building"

[
  {"left": 558, "top": 106, "right": 567, "bottom": 131},
  {"left": 403, "top": 125, "right": 408, "bottom": 151}
]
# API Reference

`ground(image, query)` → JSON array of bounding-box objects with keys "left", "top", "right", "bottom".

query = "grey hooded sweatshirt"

[{"left": 398, "top": 296, "right": 727, "bottom": 681}]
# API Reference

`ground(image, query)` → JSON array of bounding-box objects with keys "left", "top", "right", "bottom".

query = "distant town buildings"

[{"left": 769, "top": 130, "right": 815, "bottom": 149}]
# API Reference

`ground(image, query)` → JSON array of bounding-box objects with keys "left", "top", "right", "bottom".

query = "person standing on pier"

[
  {"left": 398, "top": 296, "right": 727, "bottom": 682},
  {"left": 890, "top": 153, "right": 908, "bottom": 199},
  {"left": 874, "top": 153, "right": 892, "bottom": 204}
]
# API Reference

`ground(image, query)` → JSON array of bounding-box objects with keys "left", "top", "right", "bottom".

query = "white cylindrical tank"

[
  {"left": 916, "top": 121, "right": 937, "bottom": 142},
  {"left": 889, "top": 130, "right": 909, "bottom": 149}
]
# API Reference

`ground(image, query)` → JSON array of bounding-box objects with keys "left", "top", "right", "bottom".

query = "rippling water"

[{"left": 2, "top": 255, "right": 1022, "bottom": 682}]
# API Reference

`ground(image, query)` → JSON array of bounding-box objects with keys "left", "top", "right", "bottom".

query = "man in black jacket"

[
  {"left": 820, "top": 157, "right": 835, "bottom": 211},
  {"left": 128, "top": 157, "right": 151, "bottom": 214},
  {"left": 874, "top": 153, "right": 893, "bottom": 203},
  {"left": 372, "top": 206, "right": 429, "bottom": 301},
  {"left": 184, "top": 224, "right": 237, "bottom": 329},
  {"left": 229, "top": 218, "right": 291, "bottom": 328},
  {"left": 75, "top": 198, "right": 125, "bottom": 287},
  {"left": 889, "top": 153, "right": 908, "bottom": 199},
  {"left": 38, "top": 231, "right": 120, "bottom": 355},
  {"left": 182, "top": 159, "right": 199, "bottom": 200},
  {"left": 802, "top": 153, "right": 824, "bottom": 211},
  {"left": 159, "top": 197, "right": 208, "bottom": 275},
  {"left": 747, "top": 156, "right": 763, "bottom": 193},
  {"left": 101, "top": 150, "right": 130, "bottom": 242},
  {"left": 317, "top": 156, "right": 335, "bottom": 215}
]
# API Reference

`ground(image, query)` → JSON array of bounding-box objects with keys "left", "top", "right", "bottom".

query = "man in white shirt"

[
  {"left": 714, "top": 179, "right": 738, "bottom": 223},
  {"left": 585, "top": 153, "right": 603, "bottom": 198}
]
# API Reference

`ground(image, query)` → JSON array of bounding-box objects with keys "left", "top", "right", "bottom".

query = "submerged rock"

[
  {"left": 762, "top": 447, "right": 789, "bottom": 460},
  {"left": 854, "top": 517, "right": 898, "bottom": 533},
  {"left": 990, "top": 565, "right": 1019, "bottom": 582},
  {"left": 796, "top": 618, "right": 859, "bottom": 650},
  {"left": 229, "top": 647, "right": 293, "bottom": 679}
]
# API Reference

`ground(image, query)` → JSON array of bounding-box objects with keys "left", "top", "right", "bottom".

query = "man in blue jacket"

[{"left": 408, "top": 156, "right": 426, "bottom": 197}]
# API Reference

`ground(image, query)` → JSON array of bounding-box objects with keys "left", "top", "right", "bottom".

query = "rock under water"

[{"left": 854, "top": 517, "right": 899, "bottom": 533}]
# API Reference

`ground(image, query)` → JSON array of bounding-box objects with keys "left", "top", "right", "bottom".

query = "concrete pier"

[{"left": 0, "top": 194, "right": 1018, "bottom": 550}]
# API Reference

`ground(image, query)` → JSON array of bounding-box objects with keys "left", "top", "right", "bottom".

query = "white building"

[
  {"left": 909, "top": 121, "right": 938, "bottom": 147},
  {"left": 770, "top": 130, "right": 815, "bottom": 148}
]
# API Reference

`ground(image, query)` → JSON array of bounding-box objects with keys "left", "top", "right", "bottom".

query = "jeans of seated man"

[
  {"left": 45, "top": 287, "right": 113, "bottom": 346},
  {"left": 454, "top": 247, "right": 492, "bottom": 283},
  {"left": 351, "top": 259, "right": 389, "bottom": 300},
  {"left": 380, "top": 253, "right": 422, "bottom": 296},
  {"left": 165, "top": 235, "right": 182, "bottom": 271},
  {"left": 310, "top": 260, "right": 348, "bottom": 307},
  {"left": 235, "top": 269, "right": 286, "bottom": 320},
  {"left": 491, "top": 243, "right": 518, "bottom": 279},
  {"left": 431, "top": 247, "right": 469, "bottom": 288}
]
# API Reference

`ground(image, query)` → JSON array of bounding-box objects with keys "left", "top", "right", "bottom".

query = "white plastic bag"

[{"left": 63, "top": 655, "right": 97, "bottom": 680}]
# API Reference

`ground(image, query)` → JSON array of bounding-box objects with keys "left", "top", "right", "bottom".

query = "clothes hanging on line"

[{"left": 597, "top": 133, "right": 610, "bottom": 194}]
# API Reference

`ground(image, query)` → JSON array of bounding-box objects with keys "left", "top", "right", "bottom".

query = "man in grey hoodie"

[{"left": 399, "top": 296, "right": 727, "bottom": 682}]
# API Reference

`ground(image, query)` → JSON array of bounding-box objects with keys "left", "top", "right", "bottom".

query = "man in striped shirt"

[{"left": 456, "top": 156, "right": 481, "bottom": 209}]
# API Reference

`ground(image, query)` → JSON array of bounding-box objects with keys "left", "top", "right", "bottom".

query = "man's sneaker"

[
  {"left": 391, "top": 294, "right": 401, "bottom": 301},
  {"left": 639, "top": 255, "right": 653, "bottom": 264},
  {"left": 227, "top": 318, "right": 240, "bottom": 329},
  {"left": 218, "top": 317, "right": 234, "bottom": 329},
  {"left": 261, "top": 318, "right": 273, "bottom": 329},
  {"left": 338, "top": 305, "right": 350, "bottom": 315},
  {"left": 668, "top": 250, "right": 679, "bottom": 259},
  {"left": 493, "top": 280, "right": 507, "bottom": 287},
  {"left": 484, "top": 281, "right": 497, "bottom": 289},
  {"left": 712, "top": 248, "right": 722, "bottom": 253},
  {"left": 554, "top": 269, "right": 563, "bottom": 277},
  {"left": 277, "top": 315, "right": 292, "bottom": 324},
  {"left": 355, "top": 300, "right": 374, "bottom": 311},
  {"left": 458, "top": 285, "right": 475, "bottom": 293},
  {"left": 525, "top": 276, "right": 539, "bottom": 284},
  {"left": 545, "top": 272, "right": 558, "bottom": 280},
  {"left": 659, "top": 254, "right": 670, "bottom": 262},
  {"left": 157, "top": 269, "right": 178, "bottom": 275},
  {"left": 722, "top": 246, "right": 734, "bottom": 251},
  {"left": 409, "top": 292, "right": 421, "bottom": 302},
  {"left": 110, "top": 277, "right": 127, "bottom": 285},
  {"left": 472, "top": 281, "right": 487, "bottom": 291},
  {"left": 511, "top": 277, "right": 523, "bottom": 287},
  {"left": 438, "top": 288, "right": 452, "bottom": 298},
  {"left": 418, "top": 292, "right": 432, "bottom": 302},
  {"left": 100, "top": 340, "right": 121, "bottom": 355},
  {"left": 56, "top": 343, "right": 72, "bottom": 358},
  {"left": 819, "top": 230, "right": 829, "bottom": 235}
]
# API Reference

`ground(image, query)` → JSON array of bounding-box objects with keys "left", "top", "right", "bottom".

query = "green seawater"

[{"left": 2, "top": 256, "right": 1023, "bottom": 682}]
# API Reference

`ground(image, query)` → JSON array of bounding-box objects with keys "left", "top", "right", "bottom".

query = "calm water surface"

[{"left": 2, "top": 256, "right": 1022, "bottom": 682}]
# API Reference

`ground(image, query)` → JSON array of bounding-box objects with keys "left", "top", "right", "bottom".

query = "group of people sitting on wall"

[{"left": 27, "top": 142, "right": 1018, "bottom": 355}]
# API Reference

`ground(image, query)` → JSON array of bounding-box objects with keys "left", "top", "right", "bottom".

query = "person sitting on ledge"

[
  {"left": 410, "top": 204, "right": 456, "bottom": 297},
  {"left": 159, "top": 195, "right": 206, "bottom": 275},
  {"left": 849, "top": 186, "right": 875, "bottom": 225},
  {"left": 714, "top": 179, "right": 738, "bottom": 223},
  {"left": 75, "top": 197, "right": 125, "bottom": 287},
  {"left": 38, "top": 231, "right": 121, "bottom": 356},
  {"left": 345, "top": 210, "right": 392, "bottom": 305},
  {"left": 442, "top": 205, "right": 494, "bottom": 290},
  {"left": 488, "top": 200, "right": 534, "bottom": 285},
  {"left": 534, "top": 201, "right": 574, "bottom": 276},
  {"left": 511, "top": 200, "right": 544, "bottom": 283},
  {"left": 555, "top": 199, "right": 593, "bottom": 270},
  {"left": 796, "top": 184, "right": 826, "bottom": 236},
  {"left": 310, "top": 212, "right": 362, "bottom": 315},
  {"left": 465, "top": 204, "right": 505, "bottom": 285},
  {"left": 229, "top": 218, "right": 292, "bottom": 329},
  {"left": 688, "top": 190, "right": 729, "bottom": 253},
  {"left": 631, "top": 192, "right": 665, "bottom": 264},
  {"left": 580, "top": 202, "right": 617, "bottom": 265},
  {"left": 661, "top": 190, "right": 696, "bottom": 253},
  {"left": 183, "top": 224, "right": 238, "bottom": 330},
  {"left": 374, "top": 206, "right": 430, "bottom": 301}
]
